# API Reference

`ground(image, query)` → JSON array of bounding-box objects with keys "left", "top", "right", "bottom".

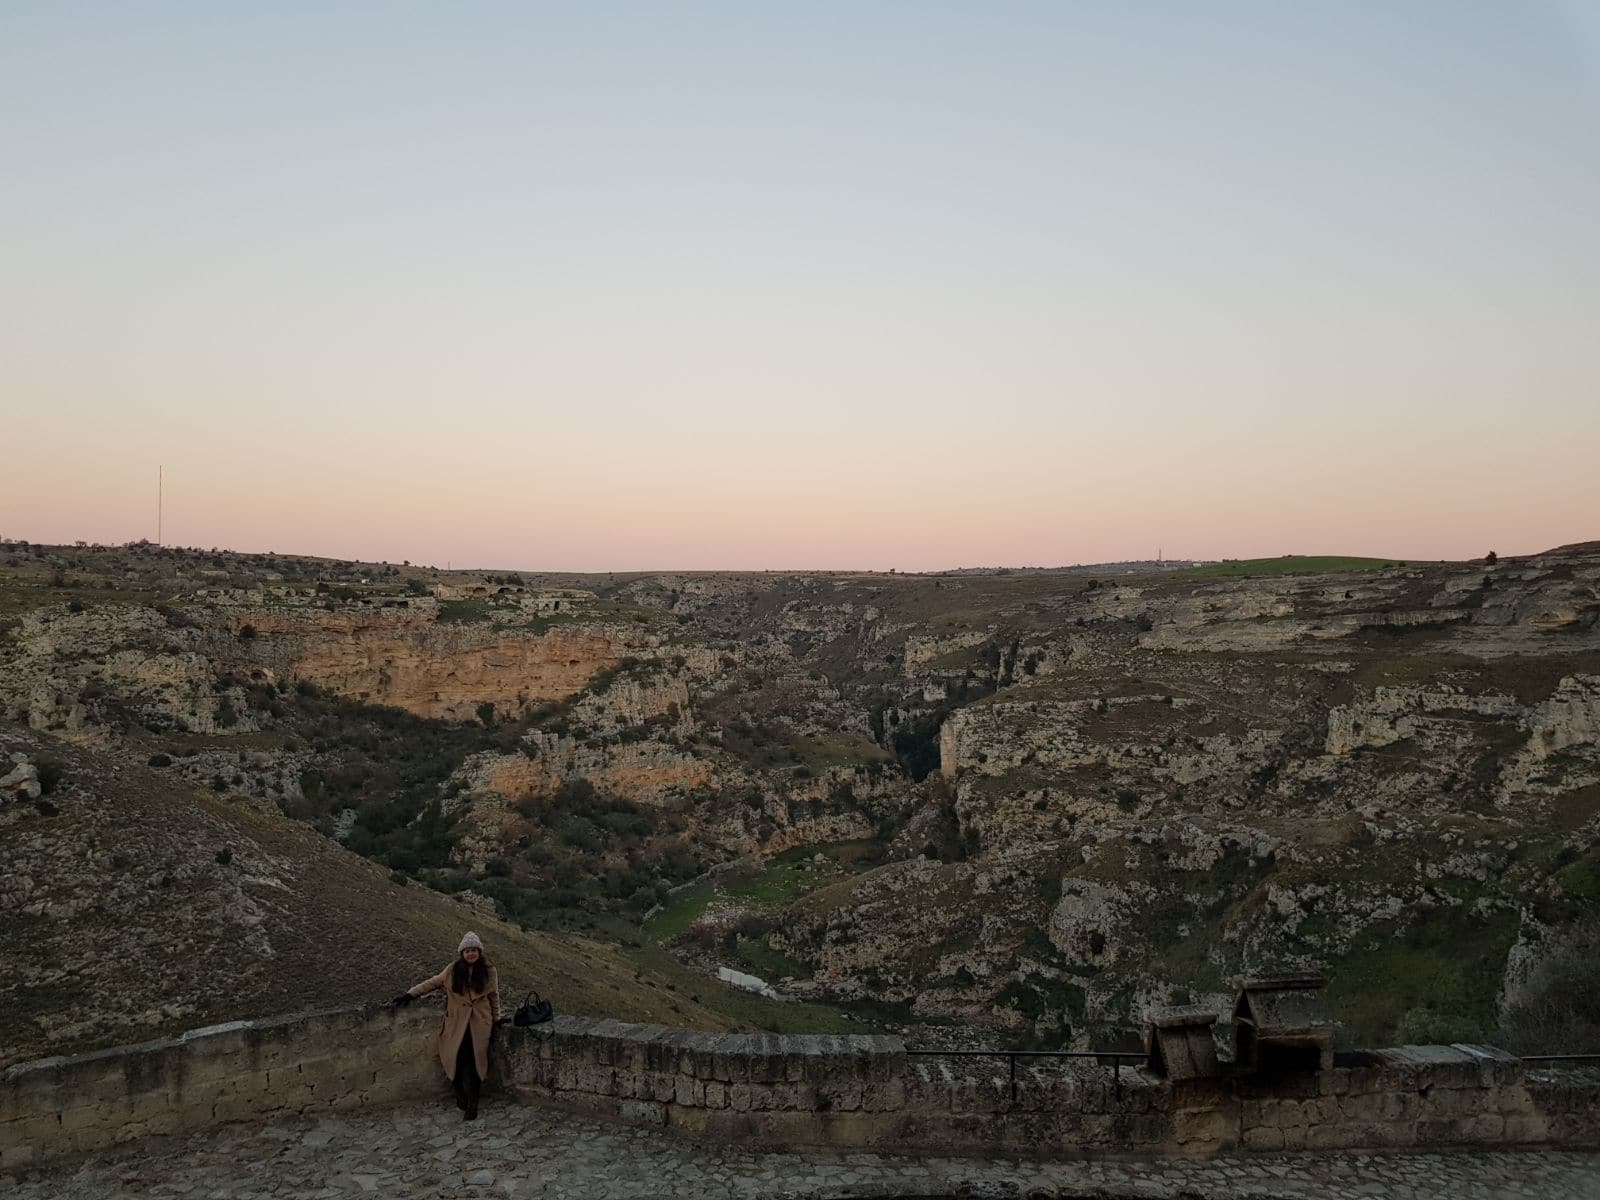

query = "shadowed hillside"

[{"left": 0, "top": 727, "right": 739, "bottom": 1067}]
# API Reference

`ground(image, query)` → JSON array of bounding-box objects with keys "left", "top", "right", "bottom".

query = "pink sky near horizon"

[
  {"left": 3, "top": 418, "right": 1592, "bottom": 572},
  {"left": 2, "top": 3, "right": 1597, "bottom": 572}
]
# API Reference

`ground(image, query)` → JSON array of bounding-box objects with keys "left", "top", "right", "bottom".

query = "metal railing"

[
  {"left": 1519, "top": 1054, "right": 1600, "bottom": 1064},
  {"left": 905, "top": 1047, "right": 1147, "bottom": 1104}
]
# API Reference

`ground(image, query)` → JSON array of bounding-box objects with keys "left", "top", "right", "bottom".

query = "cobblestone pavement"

[{"left": 8, "top": 1098, "right": 1600, "bottom": 1200}]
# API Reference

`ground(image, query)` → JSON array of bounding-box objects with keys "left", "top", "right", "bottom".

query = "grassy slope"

[
  {"left": 1172, "top": 556, "right": 1402, "bottom": 578},
  {"left": 0, "top": 728, "right": 745, "bottom": 1067}
]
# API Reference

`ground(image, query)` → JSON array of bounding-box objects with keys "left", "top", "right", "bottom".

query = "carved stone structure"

[
  {"left": 1232, "top": 973, "right": 1335, "bottom": 1074},
  {"left": 1145, "top": 1006, "right": 1220, "bottom": 1082}
]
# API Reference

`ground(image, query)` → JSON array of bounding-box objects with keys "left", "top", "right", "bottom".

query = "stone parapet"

[
  {"left": 495, "top": 1022, "right": 1600, "bottom": 1158},
  {"left": 5, "top": 1007, "right": 1599, "bottom": 1171},
  {"left": 499, "top": 1019, "right": 908, "bottom": 1148},
  {"left": 0, "top": 1003, "right": 444, "bottom": 1170}
]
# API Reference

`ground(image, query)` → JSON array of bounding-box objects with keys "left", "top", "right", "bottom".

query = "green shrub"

[
  {"left": 34, "top": 759, "right": 65, "bottom": 795},
  {"left": 1499, "top": 922, "right": 1600, "bottom": 1053},
  {"left": 1396, "top": 1007, "right": 1491, "bottom": 1045},
  {"left": 437, "top": 599, "right": 492, "bottom": 624}
]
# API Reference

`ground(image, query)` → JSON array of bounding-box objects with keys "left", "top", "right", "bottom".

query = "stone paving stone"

[{"left": 4, "top": 1098, "right": 1599, "bottom": 1198}]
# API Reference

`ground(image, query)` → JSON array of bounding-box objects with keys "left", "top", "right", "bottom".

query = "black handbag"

[{"left": 513, "top": 989, "right": 554, "bottom": 1026}]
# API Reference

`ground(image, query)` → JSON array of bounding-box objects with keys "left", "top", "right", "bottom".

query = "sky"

[{"left": 2, "top": 2, "right": 1597, "bottom": 572}]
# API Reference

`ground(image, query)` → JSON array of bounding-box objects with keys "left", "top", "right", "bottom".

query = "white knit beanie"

[{"left": 458, "top": 931, "right": 483, "bottom": 952}]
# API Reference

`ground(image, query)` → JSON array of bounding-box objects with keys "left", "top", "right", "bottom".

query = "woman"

[{"left": 394, "top": 931, "right": 504, "bottom": 1120}]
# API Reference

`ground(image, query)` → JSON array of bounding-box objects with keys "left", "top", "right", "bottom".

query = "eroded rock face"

[{"left": 240, "top": 609, "right": 641, "bottom": 721}]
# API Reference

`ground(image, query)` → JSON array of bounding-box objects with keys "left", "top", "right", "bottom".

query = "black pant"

[{"left": 453, "top": 1029, "right": 481, "bottom": 1113}]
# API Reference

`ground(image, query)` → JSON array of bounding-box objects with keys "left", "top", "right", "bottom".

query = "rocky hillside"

[
  {"left": 2, "top": 539, "right": 1598, "bottom": 1053},
  {"left": 0, "top": 725, "right": 738, "bottom": 1068}
]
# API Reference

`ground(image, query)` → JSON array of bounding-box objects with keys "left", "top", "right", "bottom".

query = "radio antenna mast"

[{"left": 158, "top": 466, "right": 164, "bottom": 545}]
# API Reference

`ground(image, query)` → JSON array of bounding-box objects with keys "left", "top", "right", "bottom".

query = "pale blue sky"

[{"left": 2, "top": 2, "right": 1597, "bottom": 569}]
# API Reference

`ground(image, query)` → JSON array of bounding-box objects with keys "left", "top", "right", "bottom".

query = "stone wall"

[
  {"left": 500, "top": 1018, "right": 1600, "bottom": 1157},
  {"left": 5, "top": 1007, "right": 1599, "bottom": 1171},
  {"left": 0, "top": 1004, "right": 445, "bottom": 1170}
]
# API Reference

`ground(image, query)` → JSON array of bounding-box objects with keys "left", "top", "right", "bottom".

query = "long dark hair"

[{"left": 450, "top": 953, "right": 489, "bottom": 994}]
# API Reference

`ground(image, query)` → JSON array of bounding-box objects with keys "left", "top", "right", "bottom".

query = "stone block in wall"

[
  {"left": 1119, "top": 1074, "right": 1164, "bottom": 1115},
  {"left": 861, "top": 1079, "right": 905, "bottom": 1112},
  {"left": 1302, "top": 1122, "right": 1358, "bottom": 1151},
  {"left": 1070, "top": 1113, "right": 1129, "bottom": 1148},
  {"left": 1377, "top": 1089, "right": 1421, "bottom": 1123},
  {"left": 652, "top": 1030, "right": 697, "bottom": 1077},
  {"left": 1423, "top": 1084, "right": 1493, "bottom": 1118},
  {"left": 671, "top": 1032, "right": 712, "bottom": 1080},
  {"left": 573, "top": 1065, "right": 619, "bottom": 1097},
  {"left": 1469, "top": 1113, "right": 1506, "bottom": 1141},
  {"left": 1005, "top": 1070, "right": 1048, "bottom": 1113},
  {"left": 709, "top": 1036, "right": 753, "bottom": 1084},
  {"left": 821, "top": 1080, "right": 863, "bottom": 1112},
  {"left": 1118, "top": 1112, "right": 1173, "bottom": 1147},
  {"left": 968, "top": 1076, "right": 1012, "bottom": 1115},
  {"left": 1172, "top": 1104, "right": 1235, "bottom": 1151},
  {"left": 1241, "top": 1123, "right": 1284, "bottom": 1151},
  {"left": 796, "top": 1038, "right": 838, "bottom": 1084},
  {"left": 779, "top": 1038, "right": 807, "bottom": 1083},
  {"left": 1452, "top": 1043, "right": 1524, "bottom": 1088},
  {"left": 1373, "top": 1045, "right": 1493, "bottom": 1091},
  {"left": 648, "top": 1072, "right": 677, "bottom": 1104},
  {"left": 1236, "top": 1071, "right": 1319, "bottom": 1102},
  {"left": 664, "top": 1103, "right": 711, "bottom": 1136},
  {"left": 747, "top": 1082, "right": 817, "bottom": 1112},
  {"left": 117, "top": 1046, "right": 188, "bottom": 1100},
  {"left": 740, "top": 1034, "right": 776, "bottom": 1083},
  {"left": 1317, "top": 1068, "right": 1353, "bottom": 1096},
  {"left": 1168, "top": 1077, "right": 1225, "bottom": 1114},
  {"left": 673, "top": 1075, "right": 704, "bottom": 1107},
  {"left": 875, "top": 1039, "right": 908, "bottom": 1082},
  {"left": 5, "top": 1113, "right": 74, "bottom": 1160},
  {"left": 1074, "top": 1074, "right": 1117, "bottom": 1114},
  {"left": 618, "top": 1099, "right": 666, "bottom": 1126},
  {"left": 903, "top": 1059, "right": 957, "bottom": 1112},
  {"left": 291, "top": 1055, "right": 362, "bottom": 1091},
  {"left": 1342, "top": 1089, "right": 1392, "bottom": 1124},
  {"left": 1505, "top": 1111, "right": 1554, "bottom": 1143},
  {"left": 1415, "top": 1117, "right": 1472, "bottom": 1144},
  {"left": 1338, "top": 1065, "right": 1387, "bottom": 1096},
  {"left": 586, "top": 1019, "right": 630, "bottom": 1069}
]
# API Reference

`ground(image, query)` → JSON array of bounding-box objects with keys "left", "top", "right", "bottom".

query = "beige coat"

[{"left": 407, "top": 961, "right": 503, "bottom": 1080}]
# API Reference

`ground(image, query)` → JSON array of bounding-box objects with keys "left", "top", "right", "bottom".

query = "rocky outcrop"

[
  {"left": 0, "top": 754, "right": 41, "bottom": 801},
  {"left": 1325, "top": 687, "right": 1523, "bottom": 755},
  {"left": 236, "top": 608, "right": 643, "bottom": 721}
]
